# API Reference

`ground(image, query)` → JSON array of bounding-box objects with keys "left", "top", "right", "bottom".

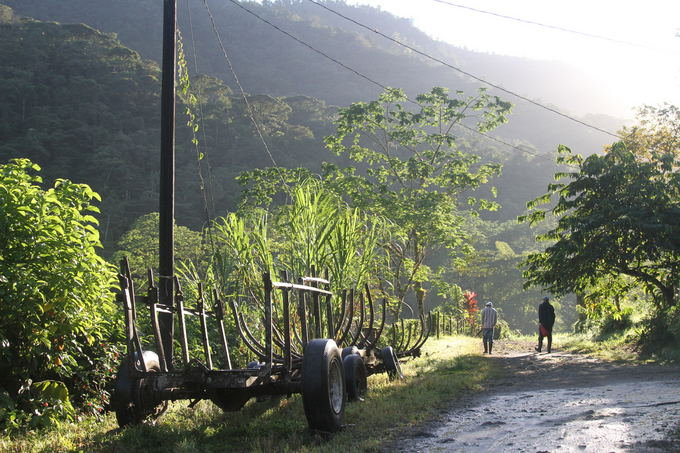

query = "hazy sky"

[{"left": 344, "top": 0, "right": 680, "bottom": 117}]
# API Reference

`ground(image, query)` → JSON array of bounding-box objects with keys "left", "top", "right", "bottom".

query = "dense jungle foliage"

[{"left": 0, "top": 6, "right": 344, "bottom": 250}]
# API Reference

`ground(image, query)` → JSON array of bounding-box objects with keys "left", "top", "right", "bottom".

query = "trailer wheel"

[
  {"left": 342, "top": 346, "right": 359, "bottom": 358},
  {"left": 112, "top": 351, "right": 167, "bottom": 427},
  {"left": 343, "top": 354, "right": 367, "bottom": 402},
  {"left": 380, "top": 346, "right": 404, "bottom": 381},
  {"left": 302, "top": 339, "right": 346, "bottom": 432}
]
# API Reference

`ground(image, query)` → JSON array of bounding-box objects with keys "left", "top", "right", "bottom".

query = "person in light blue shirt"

[{"left": 481, "top": 301, "right": 498, "bottom": 354}]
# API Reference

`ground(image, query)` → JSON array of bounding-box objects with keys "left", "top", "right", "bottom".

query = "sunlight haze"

[{"left": 346, "top": 0, "right": 680, "bottom": 118}]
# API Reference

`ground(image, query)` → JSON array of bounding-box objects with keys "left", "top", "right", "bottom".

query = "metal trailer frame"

[{"left": 113, "top": 259, "right": 431, "bottom": 431}]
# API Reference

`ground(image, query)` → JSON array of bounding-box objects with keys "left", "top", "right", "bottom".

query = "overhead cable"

[
  {"left": 225, "top": 0, "right": 551, "bottom": 161},
  {"left": 305, "top": 0, "right": 620, "bottom": 140},
  {"left": 226, "top": 0, "right": 394, "bottom": 93},
  {"left": 185, "top": 0, "right": 217, "bottom": 225},
  {"left": 431, "top": 0, "right": 672, "bottom": 52},
  {"left": 201, "top": 0, "right": 290, "bottom": 189}
]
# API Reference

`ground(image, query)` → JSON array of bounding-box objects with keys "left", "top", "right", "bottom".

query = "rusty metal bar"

[
  {"left": 407, "top": 317, "right": 422, "bottom": 351},
  {"left": 332, "top": 290, "right": 347, "bottom": 339},
  {"left": 158, "top": 0, "right": 177, "bottom": 369},
  {"left": 312, "top": 285, "right": 322, "bottom": 340},
  {"left": 238, "top": 312, "right": 267, "bottom": 359},
  {"left": 280, "top": 271, "right": 292, "bottom": 372},
  {"left": 348, "top": 291, "right": 366, "bottom": 347},
  {"left": 228, "top": 296, "right": 265, "bottom": 360},
  {"left": 122, "top": 258, "right": 137, "bottom": 323},
  {"left": 337, "top": 289, "right": 355, "bottom": 347},
  {"left": 297, "top": 278, "right": 309, "bottom": 346},
  {"left": 396, "top": 319, "right": 407, "bottom": 351},
  {"left": 271, "top": 322, "right": 302, "bottom": 359},
  {"left": 300, "top": 276, "right": 331, "bottom": 285},
  {"left": 363, "top": 287, "right": 384, "bottom": 349},
  {"left": 146, "top": 269, "right": 167, "bottom": 371},
  {"left": 263, "top": 273, "right": 273, "bottom": 369},
  {"left": 118, "top": 273, "right": 146, "bottom": 373},
  {"left": 237, "top": 310, "right": 289, "bottom": 364},
  {"left": 358, "top": 285, "right": 375, "bottom": 348},
  {"left": 291, "top": 306, "right": 304, "bottom": 349},
  {"left": 197, "top": 283, "right": 213, "bottom": 370},
  {"left": 404, "top": 321, "right": 414, "bottom": 350},
  {"left": 174, "top": 277, "right": 190, "bottom": 366},
  {"left": 403, "top": 320, "right": 415, "bottom": 351},
  {"left": 271, "top": 281, "right": 332, "bottom": 295},
  {"left": 400, "top": 313, "right": 432, "bottom": 357},
  {"left": 412, "top": 312, "right": 432, "bottom": 350},
  {"left": 325, "top": 293, "right": 334, "bottom": 340},
  {"left": 212, "top": 288, "right": 232, "bottom": 369},
  {"left": 372, "top": 294, "right": 388, "bottom": 348}
]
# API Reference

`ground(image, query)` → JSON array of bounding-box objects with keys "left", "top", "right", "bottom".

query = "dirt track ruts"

[{"left": 390, "top": 339, "right": 680, "bottom": 453}]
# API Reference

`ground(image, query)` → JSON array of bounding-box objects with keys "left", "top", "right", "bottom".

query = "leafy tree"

[
  {"left": 111, "top": 212, "right": 205, "bottom": 280},
  {"left": 323, "top": 87, "right": 511, "bottom": 317},
  {"left": 0, "top": 159, "right": 117, "bottom": 430},
  {"left": 521, "top": 104, "right": 680, "bottom": 311},
  {"left": 573, "top": 274, "right": 640, "bottom": 333},
  {"left": 448, "top": 216, "right": 562, "bottom": 333}
]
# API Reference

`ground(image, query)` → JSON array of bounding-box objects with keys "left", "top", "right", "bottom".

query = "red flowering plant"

[
  {"left": 69, "top": 340, "right": 124, "bottom": 418},
  {"left": 462, "top": 291, "right": 479, "bottom": 333}
]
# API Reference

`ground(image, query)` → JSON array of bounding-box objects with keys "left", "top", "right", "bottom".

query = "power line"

[
  {"left": 225, "top": 0, "right": 394, "bottom": 94},
  {"left": 185, "top": 0, "right": 218, "bottom": 253},
  {"left": 431, "top": 0, "right": 670, "bottom": 52},
  {"left": 224, "top": 0, "right": 551, "bottom": 161},
  {"left": 305, "top": 0, "right": 621, "bottom": 140},
  {"left": 201, "top": 0, "right": 290, "bottom": 189}
]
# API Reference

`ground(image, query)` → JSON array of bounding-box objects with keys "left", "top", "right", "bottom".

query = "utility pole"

[{"left": 159, "top": 0, "right": 176, "bottom": 368}]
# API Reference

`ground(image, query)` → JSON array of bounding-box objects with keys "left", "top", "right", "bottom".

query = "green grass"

[
  {"left": 1, "top": 336, "right": 495, "bottom": 453},
  {"left": 553, "top": 331, "right": 643, "bottom": 362}
]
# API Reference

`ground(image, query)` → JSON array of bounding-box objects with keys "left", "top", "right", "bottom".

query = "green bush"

[
  {"left": 597, "top": 307, "right": 634, "bottom": 337},
  {"left": 0, "top": 158, "right": 118, "bottom": 431}
]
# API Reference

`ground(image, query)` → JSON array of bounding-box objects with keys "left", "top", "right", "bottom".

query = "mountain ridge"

[{"left": 3, "top": 0, "right": 626, "bottom": 153}]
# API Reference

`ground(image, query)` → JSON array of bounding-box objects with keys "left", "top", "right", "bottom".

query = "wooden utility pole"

[{"left": 158, "top": 0, "right": 177, "bottom": 368}]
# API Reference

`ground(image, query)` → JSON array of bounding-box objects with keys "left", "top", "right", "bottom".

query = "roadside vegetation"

[{"left": 0, "top": 336, "right": 494, "bottom": 453}]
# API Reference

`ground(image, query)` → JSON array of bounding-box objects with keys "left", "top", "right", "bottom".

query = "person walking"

[
  {"left": 481, "top": 301, "right": 498, "bottom": 354},
  {"left": 535, "top": 296, "right": 555, "bottom": 353}
]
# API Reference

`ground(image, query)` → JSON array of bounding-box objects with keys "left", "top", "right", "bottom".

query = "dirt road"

[{"left": 394, "top": 339, "right": 680, "bottom": 453}]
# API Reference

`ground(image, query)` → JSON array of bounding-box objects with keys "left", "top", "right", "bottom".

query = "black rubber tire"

[
  {"left": 380, "top": 346, "right": 404, "bottom": 381},
  {"left": 112, "top": 350, "right": 165, "bottom": 427},
  {"left": 343, "top": 354, "right": 367, "bottom": 402},
  {"left": 342, "top": 346, "right": 359, "bottom": 358},
  {"left": 302, "top": 339, "right": 346, "bottom": 432}
]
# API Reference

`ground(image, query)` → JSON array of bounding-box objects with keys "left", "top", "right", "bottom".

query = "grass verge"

[
  {"left": 552, "top": 332, "right": 642, "bottom": 362},
  {"left": 1, "top": 336, "right": 494, "bottom": 453}
]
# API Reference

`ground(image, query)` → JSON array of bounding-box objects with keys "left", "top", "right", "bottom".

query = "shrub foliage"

[{"left": 0, "top": 158, "right": 118, "bottom": 431}]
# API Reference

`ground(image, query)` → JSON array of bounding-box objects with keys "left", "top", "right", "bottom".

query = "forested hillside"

[
  {"left": 0, "top": 5, "right": 341, "bottom": 249},
  {"left": 0, "top": 2, "right": 556, "bottom": 243},
  {"left": 0, "top": 2, "right": 574, "bottom": 330},
  {"left": 4, "top": 0, "right": 624, "bottom": 155}
]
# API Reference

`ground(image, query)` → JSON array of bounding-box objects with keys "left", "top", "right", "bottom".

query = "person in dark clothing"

[{"left": 535, "top": 296, "right": 555, "bottom": 353}]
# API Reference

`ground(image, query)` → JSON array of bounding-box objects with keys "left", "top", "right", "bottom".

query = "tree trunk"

[
  {"left": 575, "top": 291, "right": 586, "bottom": 332},
  {"left": 661, "top": 283, "right": 675, "bottom": 309}
]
